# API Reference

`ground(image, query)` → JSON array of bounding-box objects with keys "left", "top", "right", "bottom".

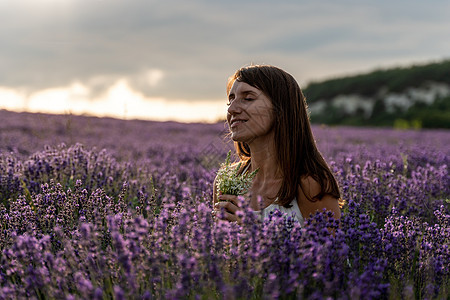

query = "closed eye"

[{"left": 227, "top": 97, "right": 254, "bottom": 105}]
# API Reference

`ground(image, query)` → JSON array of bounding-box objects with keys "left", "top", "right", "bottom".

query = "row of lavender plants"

[{"left": 0, "top": 110, "right": 449, "bottom": 299}]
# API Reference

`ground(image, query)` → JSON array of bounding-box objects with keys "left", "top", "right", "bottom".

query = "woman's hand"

[{"left": 213, "top": 193, "right": 242, "bottom": 223}]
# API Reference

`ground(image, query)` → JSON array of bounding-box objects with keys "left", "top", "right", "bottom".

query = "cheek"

[
  {"left": 264, "top": 110, "right": 276, "bottom": 133},
  {"left": 260, "top": 108, "right": 275, "bottom": 125}
]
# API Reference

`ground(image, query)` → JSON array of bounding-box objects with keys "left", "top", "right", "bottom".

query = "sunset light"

[{"left": 0, "top": 80, "right": 226, "bottom": 123}]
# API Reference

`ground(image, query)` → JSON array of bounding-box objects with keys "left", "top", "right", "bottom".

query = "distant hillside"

[{"left": 303, "top": 59, "right": 450, "bottom": 128}]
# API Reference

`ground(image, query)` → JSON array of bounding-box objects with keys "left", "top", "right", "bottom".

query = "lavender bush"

[{"left": 0, "top": 110, "right": 449, "bottom": 299}]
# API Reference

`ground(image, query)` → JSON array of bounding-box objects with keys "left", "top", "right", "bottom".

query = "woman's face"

[{"left": 227, "top": 80, "right": 275, "bottom": 144}]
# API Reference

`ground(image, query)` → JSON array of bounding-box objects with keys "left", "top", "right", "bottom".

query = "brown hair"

[{"left": 226, "top": 65, "right": 341, "bottom": 207}]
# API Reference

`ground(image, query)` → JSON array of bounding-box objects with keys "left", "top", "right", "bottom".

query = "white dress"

[
  {"left": 254, "top": 197, "right": 305, "bottom": 227},
  {"left": 242, "top": 162, "right": 305, "bottom": 227}
]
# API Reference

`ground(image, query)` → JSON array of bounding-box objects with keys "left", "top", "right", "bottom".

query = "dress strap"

[{"left": 242, "top": 160, "right": 251, "bottom": 174}]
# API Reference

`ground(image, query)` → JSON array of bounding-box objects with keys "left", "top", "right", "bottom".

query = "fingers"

[
  {"left": 218, "top": 194, "right": 239, "bottom": 207},
  {"left": 213, "top": 194, "right": 241, "bottom": 223},
  {"left": 214, "top": 209, "right": 240, "bottom": 223},
  {"left": 214, "top": 200, "right": 238, "bottom": 214}
]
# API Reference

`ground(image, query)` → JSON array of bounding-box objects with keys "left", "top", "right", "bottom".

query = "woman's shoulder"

[
  {"left": 297, "top": 175, "right": 342, "bottom": 219},
  {"left": 298, "top": 175, "right": 322, "bottom": 200}
]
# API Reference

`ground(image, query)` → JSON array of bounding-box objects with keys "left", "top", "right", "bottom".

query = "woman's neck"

[
  {"left": 248, "top": 137, "right": 282, "bottom": 183},
  {"left": 246, "top": 140, "right": 282, "bottom": 209}
]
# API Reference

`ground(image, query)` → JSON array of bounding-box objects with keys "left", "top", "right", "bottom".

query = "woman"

[{"left": 213, "top": 64, "right": 343, "bottom": 225}]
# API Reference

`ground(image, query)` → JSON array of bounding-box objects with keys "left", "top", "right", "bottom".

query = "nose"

[{"left": 227, "top": 98, "right": 242, "bottom": 116}]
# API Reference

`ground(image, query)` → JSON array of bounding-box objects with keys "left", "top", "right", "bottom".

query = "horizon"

[{"left": 0, "top": 106, "right": 226, "bottom": 124}]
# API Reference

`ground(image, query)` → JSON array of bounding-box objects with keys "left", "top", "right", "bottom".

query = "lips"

[{"left": 230, "top": 119, "right": 247, "bottom": 128}]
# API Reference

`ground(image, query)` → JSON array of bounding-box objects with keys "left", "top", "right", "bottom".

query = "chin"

[
  {"left": 230, "top": 134, "right": 242, "bottom": 142},
  {"left": 230, "top": 132, "right": 244, "bottom": 142},
  {"left": 231, "top": 133, "right": 252, "bottom": 143}
]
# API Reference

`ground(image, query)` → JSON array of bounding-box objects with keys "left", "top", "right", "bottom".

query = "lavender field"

[{"left": 0, "top": 110, "right": 449, "bottom": 299}]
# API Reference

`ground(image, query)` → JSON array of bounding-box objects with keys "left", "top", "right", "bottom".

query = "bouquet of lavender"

[{"left": 216, "top": 151, "right": 258, "bottom": 199}]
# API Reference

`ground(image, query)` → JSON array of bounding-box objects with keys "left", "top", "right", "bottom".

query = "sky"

[{"left": 1, "top": 0, "right": 449, "bottom": 123}]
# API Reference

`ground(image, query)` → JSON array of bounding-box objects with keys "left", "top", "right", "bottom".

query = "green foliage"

[
  {"left": 306, "top": 59, "right": 450, "bottom": 128},
  {"left": 304, "top": 59, "right": 450, "bottom": 101},
  {"left": 393, "top": 119, "right": 422, "bottom": 130},
  {"left": 405, "top": 96, "right": 450, "bottom": 129},
  {"left": 310, "top": 93, "right": 450, "bottom": 129}
]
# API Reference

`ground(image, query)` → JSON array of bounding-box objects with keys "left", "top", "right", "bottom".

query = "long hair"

[{"left": 227, "top": 65, "right": 341, "bottom": 207}]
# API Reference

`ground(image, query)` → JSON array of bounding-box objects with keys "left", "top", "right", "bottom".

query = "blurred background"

[{"left": 1, "top": 0, "right": 449, "bottom": 127}]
